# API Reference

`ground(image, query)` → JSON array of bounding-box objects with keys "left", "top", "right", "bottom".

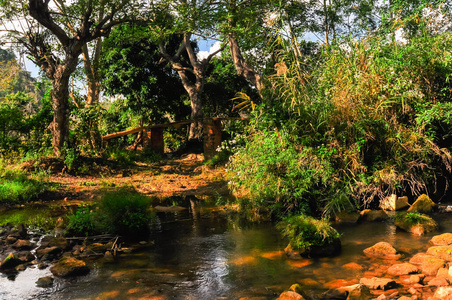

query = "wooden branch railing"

[{"left": 102, "top": 117, "right": 248, "bottom": 141}]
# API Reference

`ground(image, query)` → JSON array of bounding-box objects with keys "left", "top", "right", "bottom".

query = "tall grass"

[{"left": 0, "top": 161, "right": 49, "bottom": 205}]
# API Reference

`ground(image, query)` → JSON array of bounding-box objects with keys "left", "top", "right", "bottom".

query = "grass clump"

[
  {"left": 395, "top": 211, "right": 434, "bottom": 225},
  {"left": 0, "top": 162, "right": 49, "bottom": 205},
  {"left": 277, "top": 215, "right": 340, "bottom": 251},
  {"left": 66, "top": 189, "right": 152, "bottom": 239}
]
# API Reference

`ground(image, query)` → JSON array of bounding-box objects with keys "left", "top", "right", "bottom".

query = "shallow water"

[{"left": 2, "top": 207, "right": 452, "bottom": 300}]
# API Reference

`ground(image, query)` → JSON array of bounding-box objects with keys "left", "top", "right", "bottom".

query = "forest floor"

[{"left": 35, "top": 153, "right": 231, "bottom": 205}]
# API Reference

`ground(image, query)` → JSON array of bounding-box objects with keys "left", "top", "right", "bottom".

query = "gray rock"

[{"left": 36, "top": 276, "right": 54, "bottom": 288}]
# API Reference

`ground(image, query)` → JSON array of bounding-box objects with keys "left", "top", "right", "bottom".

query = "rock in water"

[
  {"left": 408, "top": 194, "right": 436, "bottom": 213},
  {"left": 50, "top": 257, "right": 90, "bottom": 277},
  {"left": 36, "top": 276, "right": 54, "bottom": 288}
]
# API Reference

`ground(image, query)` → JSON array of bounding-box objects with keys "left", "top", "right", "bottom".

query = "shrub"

[
  {"left": 277, "top": 214, "right": 340, "bottom": 250},
  {"left": 97, "top": 190, "right": 152, "bottom": 237},
  {"left": 227, "top": 129, "right": 335, "bottom": 216},
  {"left": 66, "top": 206, "right": 97, "bottom": 237}
]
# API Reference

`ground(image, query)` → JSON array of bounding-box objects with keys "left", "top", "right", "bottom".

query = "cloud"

[{"left": 197, "top": 41, "right": 222, "bottom": 60}]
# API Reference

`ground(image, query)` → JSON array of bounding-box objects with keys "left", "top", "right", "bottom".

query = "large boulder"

[
  {"left": 359, "top": 210, "right": 388, "bottom": 222},
  {"left": 363, "top": 242, "right": 401, "bottom": 260},
  {"left": 50, "top": 257, "right": 90, "bottom": 277},
  {"left": 408, "top": 194, "right": 436, "bottom": 213},
  {"left": 379, "top": 194, "right": 410, "bottom": 211},
  {"left": 394, "top": 211, "right": 438, "bottom": 235},
  {"left": 335, "top": 212, "right": 360, "bottom": 224},
  {"left": 430, "top": 233, "right": 452, "bottom": 246}
]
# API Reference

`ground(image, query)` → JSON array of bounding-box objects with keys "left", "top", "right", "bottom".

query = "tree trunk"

[
  {"left": 51, "top": 69, "right": 71, "bottom": 157},
  {"left": 228, "top": 33, "right": 264, "bottom": 97},
  {"left": 188, "top": 88, "right": 204, "bottom": 140}
]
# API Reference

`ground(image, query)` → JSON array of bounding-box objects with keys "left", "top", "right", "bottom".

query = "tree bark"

[
  {"left": 51, "top": 58, "right": 78, "bottom": 156},
  {"left": 228, "top": 33, "right": 264, "bottom": 97}
]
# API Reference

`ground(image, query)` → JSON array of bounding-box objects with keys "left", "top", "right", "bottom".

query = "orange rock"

[
  {"left": 363, "top": 242, "right": 401, "bottom": 260},
  {"left": 342, "top": 262, "right": 364, "bottom": 271},
  {"left": 387, "top": 263, "right": 419, "bottom": 275},
  {"left": 430, "top": 233, "right": 452, "bottom": 246}
]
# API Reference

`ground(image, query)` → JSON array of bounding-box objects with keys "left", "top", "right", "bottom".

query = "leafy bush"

[
  {"left": 277, "top": 214, "right": 340, "bottom": 250},
  {"left": 97, "top": 190, "right": 152, "bottom": 237},
  {"left": 228, "top": 31, "right": 452, "bottom": 218},
  {"left": 65, "top": 190, "right": 152, "bottom": 238},
  {"left": 66, "top": 206, "right": 97, "bottom": 237},
  {"left": 227, "top": 129, "right": 334, "bottom": 216}
]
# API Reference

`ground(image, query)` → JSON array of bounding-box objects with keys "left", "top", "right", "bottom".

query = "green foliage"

[
  {"left": 0, "top": 162, "right": 49, "bottom": 204},
  {"left": 395, "top": 211, "right": 433, "bottom": 225},
  {"left": 66, "top": 206, "right": 97, "bottom": 237},
  {"left": 227, "top": 129, "right": 335, "bottom": 216},
  {"left": 277, "top": 214, "right": 340, "bottom": 250},
  {"left": 66, "top": 190, "right": 152, "bottom": 238},
  {"left": 98, "top": 190, "right": 152, "bottom": 237}
]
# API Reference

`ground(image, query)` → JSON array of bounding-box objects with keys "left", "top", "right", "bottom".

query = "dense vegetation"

[{"left": 0, "top": 0, "right": 451, "bottom": 246}]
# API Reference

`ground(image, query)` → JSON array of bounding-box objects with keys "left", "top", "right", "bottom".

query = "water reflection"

[{"left": 2, "top": 209, "right": 452, "bottom": 299}]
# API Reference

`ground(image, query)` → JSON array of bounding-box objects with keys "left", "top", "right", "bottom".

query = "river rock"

[
  {"left": 0, "top": 252, "right": 22, "bottom": 270},
  {"left": 363, "top": 242, "right": 401, "bottom": 260},
  {"left": 394, "top": 212, "right": 438, "bottom": 235},
  {"left": 408, "top": 274, "right": 425, "bottom": 284},
  {"left": 430, "top": 233, "right": 452, "bottom": 246},
  {"left": 427, "top": 246, "right": 452, "bottom": 262},
  {"left": 39, "top": 236, "right": 70, "bottom": 251},
  {"left": 428, "top": 276, "right": 450, "bottom": 286},
  {"left": 432, "top": 286, "right": 452, "bottom": 299},
  {"left": 321, "top": 288, "right": 348, "bottom": 299},
  {"left": 342, "top": 262, "right": 364, "bottom": 271},
  {"left": 335, "top": 212, "right": 360, "bottom": 224},
  {"left": 359, "top": 210, "right": 388, "bottom": 222},
  {"left": 5, "top": 235, "right": 17, "bottom": 245},
  {"left": 16, "top": 224, "right": 28, "bottom": 239},
  {"left": 359, "top": 277, "right": 397, "bottom": 290},
  {"left": 36, "top": 276, "right": 54, "bottom": 288},
  {"left": 18, "top": 251, "right": 35, "bottom": 263},
  {"left": 340, "top": 284, "right": 371, "bottom": 300},
  {"left": 36, "top": 246, "right": 63, "bottom": 260},
  {"left": 284, "top": 238, "right": 341, "bottom": 259},
  {"left": 276, "top": 291, "right": 305, "bottom": 300},
  {"left": 12, "top": 239, "right": 33, "bottom": 250},
  {"left": 379, "top": 194, "right": 410, "bottom": 211},
  {"left": 50, "top": 257, "right": 90, "bottom": 277},
  {"left": 408, "top": 194, "right": 436, "bottom": 213},
  {"left": 84, "top": 243, "right": 108, "bottom": 254},
  {"left": 386, "top": 263, "right": 419, "bottom": 275}
]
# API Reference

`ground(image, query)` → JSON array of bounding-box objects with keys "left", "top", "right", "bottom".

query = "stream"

[{"left": 1, "top": 204, "right": 452, "bottom": 300}]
